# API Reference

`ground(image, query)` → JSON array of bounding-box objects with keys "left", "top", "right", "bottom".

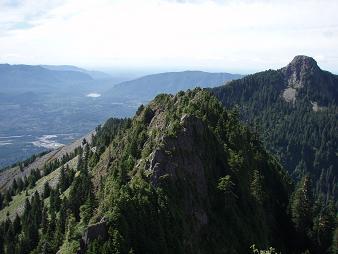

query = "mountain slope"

[
  {"left": 0, "top": 89, "right": 303, "bottom": 254},
  {"left": 212, "top": 56, "right": 337, "bottom": 193},
  {"left": 1, "top": 88, "right": 336, "bottom": 253},
  {"left": 87, "top": 89, "right": 295, "bottom": 254},
  {"left": 105, "top": 71, "right": 242, "bottom": 102}
]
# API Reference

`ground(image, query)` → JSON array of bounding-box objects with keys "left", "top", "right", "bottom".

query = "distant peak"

[
  {"left": 280, "top": 56, "right": 321, "bottom": 96},
  {"left": 287, "top": 55, "right": 319, "bottom": 71},
  {"left": 281, "top": 55, "right": 320, "bottom": 83}
]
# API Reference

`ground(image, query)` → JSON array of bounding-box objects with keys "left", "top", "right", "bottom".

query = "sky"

[{"left": 0, "top": 0, "right": 338, "bottom": 74}]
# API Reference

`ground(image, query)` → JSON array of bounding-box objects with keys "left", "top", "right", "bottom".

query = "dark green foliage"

[
  {"left": 43, "top": 181, "right": 50, "bottom": 199},
  {"left": 0, "top": 141, "right": 96, "bottom": 253},
  {"left": 211, "top": 67, "right": 337, "bottom": 188},
  {"left": 1, "top": 150, "right": 49, "bottom": 172},
  {"left": 92, "top": 118, "right": 128, "bottom": 156},
  {"left": 59, "top": 165, "right": 66, "bottom": 190},
  {"left": 50, "top": 188, "right": 61, "bottom": 214},
  {"left": 1, "top": 77, "right": 336, "bottom": 254},
  {"left": 312, "top": 198, "right": 336, "bottom": 253},
  {"left": 290, "top": 175, "right": 314, "bottom": 249},
  {"left": 211, "top": 59, "right": 338, "bottom": 252},
  {"left": 3, "top": 190, "right": 12, "bottom": 206},
  {"left": 88, "top": 89, "right": 296, "bottom": 254},
  {"left": 68, "top": 148, "right": 95, "bottom": 222}
]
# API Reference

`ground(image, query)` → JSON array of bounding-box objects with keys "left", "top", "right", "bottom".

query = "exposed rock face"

[
  {"left": 82, "top": 220, "right": 107, "bottom": 246},
  {"left": 282, "top": 87, "right": 297, "bottom": 103},
  {"left": 281, "top": 55, "right": 320, "bottom": 103},
  {"left": 285, "top": 55, "right": 319, "bottom": 74},
  {"left": 310, "top": 101, "right": 326, "bottom": 112},
  {"left": 142, "top": 114, "right": 223, "bottom": 250},
  {"left": 148, "top": 115, "right": 209, "bottom": 196},
  {"left": 77, "top": 219, "right": 107, "bottom": 253}
]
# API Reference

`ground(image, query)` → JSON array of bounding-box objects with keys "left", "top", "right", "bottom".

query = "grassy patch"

[{"left": 0, "top": 156, "right": 78, "bottom": 221}]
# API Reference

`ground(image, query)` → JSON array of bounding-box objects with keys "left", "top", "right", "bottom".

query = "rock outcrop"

[{"left": 77, "top": 219, "right": 108, "bottom": 254}]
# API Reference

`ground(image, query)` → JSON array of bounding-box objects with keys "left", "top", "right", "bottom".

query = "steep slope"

[
  {"left": 2, "top": 88, "right": 335, "bottom": 254},
  {"left": 0, "top": 89, "right": 300, "bottom": 254},
  {"left": 85, "top": 89, "right": 296, "bottom": 254},
  {"left": 212, "top": 56, "right": 337, "bottom": 196},
  {"left": 0, "top": 131, "right": 95, "bottom": 193},
  {"left": 78, "top": 89, "right": 296, "bottom": 254},
  {"left": 105, "top": 71, "right": 242, "bottom": 102}
]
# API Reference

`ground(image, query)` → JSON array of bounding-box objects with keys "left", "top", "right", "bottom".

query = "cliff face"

[
  {"left": 280, "top": 55, "right": 337, "bottom": 105},
  {"left": 88, "top": 89, "right": 294, "bottom": 254}
]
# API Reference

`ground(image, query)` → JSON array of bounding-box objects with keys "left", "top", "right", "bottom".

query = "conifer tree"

[
  {"left": 12, "top": 179, "right": 18, "bottom": 194},
  {"left": 59, "top": 166, "right": 67, "bottom": 192},
  {"left": 12, "top": 214, "right": 21, "bottom": 236},
  {"left": 41, "top": 207, "right": 49, "bottom": 235},
  {"left": 291, "top": 175, "right": 314, "bottom": 250},
  {"left": 0, "top": 192, "right": 3, "bottom": 209},
  {"left": 43, "top": 181, "right": 50, "bottom": 199},
  {"left": 251, "top": 169, "right": 265, "bottom": 204}
]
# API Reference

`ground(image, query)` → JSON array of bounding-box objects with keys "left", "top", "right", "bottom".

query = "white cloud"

[{"left": 0, "top": 0, "right": 337, "bottom": 73}]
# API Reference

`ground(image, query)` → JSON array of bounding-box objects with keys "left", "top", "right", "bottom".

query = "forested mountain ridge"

[
  {"left": 2, "top": 89, "right": 329, "bottom": 254},
  {"left": 212, "top": 56, "right": 337, "bottom": 195},
  {"left": 89, "top": 89, "right": 293, "bottom": 253},
  {"left": 0, "top": 58, "right": 336, "bottom": 253},
  {"left": 211, "top": 56, "right": 337, "bottom": 254}
]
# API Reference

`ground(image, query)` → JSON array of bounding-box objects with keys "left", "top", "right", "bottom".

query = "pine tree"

[
  {"left": 12, "top": 214, "right": 21, "bottom": 235},
  {"left": 12, "top": 179, "right": 18, "bottom": 194},
  {"left": 251, "top": 169, "right": 265, "bottom": 204},
  {"left": 217, "top": 175, "right": 237, "bottom": 208},
  {"left": 43, "top": 181, "right": 51, "bottom": 199},
  {"left": 49, "top": 188, "right": 61, "bottom": 214},
  {"left": 291, "top": 175, "right": 314, "bottom": 249},
  {"left": 59, "top": 166, "right": 67, "bottom": 192},
  {"left": 41, "top": 207, "right": 49, "bottom": 235},
  {"left": 4, "top": 190, "right": 12, "bottom": 206},
  {"left": 291, "top": 176, "right": 313, "bottom": 231},
  {"left": 58, "top": 198, "right": 68, "bottom": 234},
  {"left": 17, "top": 177, "right": 24, "bottom": 192},
  {"left": 312, "top": 198, "right": 336, "bottom": 253}
]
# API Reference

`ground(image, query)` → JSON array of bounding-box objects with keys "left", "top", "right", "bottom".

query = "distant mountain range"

[
  {"left": 0, "top": 64, "right": 93, "bottom": 94},
  {"left": 105, "top": 70, "right": 242, "bottom": 102},
  {"left": 41, "top": 65, "right": 112, "bottom": 80}
]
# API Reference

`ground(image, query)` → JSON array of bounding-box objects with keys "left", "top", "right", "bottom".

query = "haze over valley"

[{"left": 0, "top": 64, "right": 241, "bottom": 167}]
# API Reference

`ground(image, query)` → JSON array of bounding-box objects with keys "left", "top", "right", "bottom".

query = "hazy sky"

[{"left": 0, "top": 0, "right": 338, "bottom": 73}]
